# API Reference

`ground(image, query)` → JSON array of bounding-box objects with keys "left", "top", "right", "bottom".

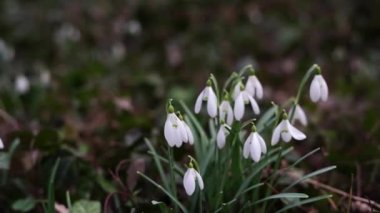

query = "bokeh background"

[{"left": 0, "top": 0, "right": 379, "bottom": 212}]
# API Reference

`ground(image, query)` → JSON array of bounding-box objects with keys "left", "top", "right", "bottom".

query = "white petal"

[
  {"left": 281, "top": 131, "right": 292, "bottom": 142},
  {"left": 232, "top": 83, "right": 241, "bottom": 100},
  {"left": 183, "top": 169, "right": 196, "bottom": 195},
  {"left": 243, "top": 134, "right": 251, "bottom": 159},
  {"left": 174, "top": 128, "right": 183, "bottom": 147},
  {"left": 194, "top": 170, "right": 204, "bottom": 190},
  {"left": 226, "top": 103, "right": 234, "bottom": 125},
  {"left": 294, "top": 105, "right": 308, "bottom": 126},
  {"left": 194, "top": 89, "right": 205, "bottom": 113},
  {"left": 234, "top": 93, "right": 245, "bottom": 121},
  {"left": 250, "top": 134, "right": 262, "bottom": 162},
  {"left": 164, "top": 115, "right": 176, "bottom": 147},
  {"left": 219, "top": 102, "right": 227, "bottom": 122},
  {"left": 245, "top": 77, "right": 255, "bottom": 97},
  {"left": 286, "top": 120, "right": 306, "bottom": 141},
  {"left": 271, "top": 120, "right": 285, "bottom": 146},
  {"left": 184, "top": 124, "right": 194, "bottom": 145},
  {"left": 310, "top": 76, "right": 321, "bottom": 102},
  {"left": 253, "top": 76, "right": 263, "bottom": 99},
  {"left": 216, "top": 126, "right": 226, "bottom": 149},
  {"left": 256, "top": 133, "right": 267, "bottom": 154},
  {"left": 0, "top": 138, "right": 3, "bottom": 149},
  {"left": 180, "top": 121, "right": 188, "bottom": 143},
  {"left": 318, "top": 75, "right": 329, "bottom": 101},
  {"left": 206, "top": 87, "right": 218, "bottom": 117},
  {"left": 247, "top": 94, "right": 260, "bottom": 115}
]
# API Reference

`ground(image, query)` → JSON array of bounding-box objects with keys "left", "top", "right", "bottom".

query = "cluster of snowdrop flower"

[{"left": 163, "top": 64, "right": 328, "bottom": 196}]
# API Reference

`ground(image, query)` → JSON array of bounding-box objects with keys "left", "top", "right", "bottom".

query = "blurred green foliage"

[{"left": 0, "top": 0, "right": 379, "bottom": 212}]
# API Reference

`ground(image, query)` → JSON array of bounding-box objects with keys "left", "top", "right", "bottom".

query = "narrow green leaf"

[
  {"left": 47, "top": 158, "right": 60, "bottom": 213},
  {"left": 138, "top": 171, "right": 188, "bottom": 213},
  {"left": 252, "top": 193, "right": 309, "bottom": 205},
  {"left": 283, "top": 165, "right": 337, "bottom": 192},
  {"left": 276, "top": 194, "right": 332, "bottom": 213},
  {"left": 144, "top": 138, "right": 170, "bottom": 191}
]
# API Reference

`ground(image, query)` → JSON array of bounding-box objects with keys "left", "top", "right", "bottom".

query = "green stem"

[
  {"left": 168, "top": 147, "right": 178, "bottom": 213},
  {"left": 289, "top": 64, "right": 319, "bottom": 121},
  {"left": 199, "top": 190, "right": 203, "bottom": 213}
]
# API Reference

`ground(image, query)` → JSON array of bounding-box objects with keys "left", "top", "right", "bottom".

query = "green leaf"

[
  {"left": 71, "top": 200, "right": 101, "bottom": 213},
  {"left": 283, "top": 165, "right": 337, "bottom": 192},
  {"left": 138, "top": 171, "right": 188, "bottom": 213},
  {"left": 252, "top": 193, "right": 309, "bottom": 205},
  {"left": 47, "top": 159, "right": 60, "bottom": 213},
  {"left": 34, "top": 129, "right": 60, "bottom": 151},
  {"left": 12, "top": 197, "right": 36, "bottom": 212},
  {"left": 276, "top": 194, "right": 332, "bottom": 213}
]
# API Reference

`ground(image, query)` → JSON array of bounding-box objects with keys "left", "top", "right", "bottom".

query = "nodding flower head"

[
  {"left": 309, "top": 68, "right": 328, "bottom": 103},
  {"left": 271, "top": 111, "right": 306, "bottom": 146},
  {"left": 164, "top": 101, "right": 193, "bottom": 147},
  {"left": 245, "top": 69, "right": 263, "bottom": 100},
  {"left": 233, "top": 85, "right": 260, "bottom": 121},
  {"left": 219, "top": 91, "right": 234, "bottom": 125},
  {"left": 183, "top": 163, "right": 204, "bottom": 196},
  {"left": 194, "top": 79, "right": 218, "bottom": 117},
  {"left": 243, "top": 123, "right": 267, "bottom": 162},
  {"left": 15, "top": 74, "right": 30, "bottom": 94}
]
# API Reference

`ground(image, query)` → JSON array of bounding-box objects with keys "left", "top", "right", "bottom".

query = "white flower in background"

[
  {"left": 219, "top": 93, "right": 233, "bottom": 125},
  {"left": 271, "top": 113, "right": 306, "bottom": 146},
  {"left": 15, "top": 75, "right": 30, "bottom": 94},
  {"left": 245, "top": 73, "right": 263, "bottom": 100},
  {"left": 0, "top": 39, "right": 15, "bottom": 61},
  {"left": 183, "top": 168, "right": 204, "bottom": 196},
  {"left": 0, "top": 138, "right": 3, "bottom": 149},
  {"left": 234, "top": 85, "right": 260, "bottom": 121},
  {"left": 164, "top": 103, "right": 187, "bottom": 148},
  {"left": 243, "top": 125, "right": 267, "bottom": 162},
  {"left": 290, "top": 105, "right": 308, "bottom": 126},
  {"left": 216, "top": 122, "right": 230, "bottom": 149},
  {"left": 309, "top": 74, "right": 328, "bottom": 102},
  {"left": 194, "top": 80, "right": 218, "bottom": 117}
]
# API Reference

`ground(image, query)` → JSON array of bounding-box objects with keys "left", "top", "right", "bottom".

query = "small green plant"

[{"left": 140, "top": 64, "right": 334, "bottom": 212}]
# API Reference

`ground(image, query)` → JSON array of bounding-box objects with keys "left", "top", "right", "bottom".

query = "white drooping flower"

[
  {"left": 0, "top": 138, "right": 3, "bottom": 149},
  {"left": 243, "top": 127, "right": 267, "bottom": 162},
  {"left": 289, "top": 105, "right": 308, "bottom": 126},
  {"left": 15, "top": 75, "right": 30, "bottom": 94},
  {"left": 164, "top": 112, "right": 184, "bottom": 147},
  {"left": 194, "top": 80, "right": 218, "bottom": 118},
  {"left": 234, "top": 85, "right": 260, "bottom": 121},
  {"left": 219, "top": 99, "right": 234, "bottom": 125},
  {"left": 309, "top": 74, "right": 328, "bottom": 102},
  {"left": 271, "top": 114, "right": 307, "bottom": 146},
  {"left": 216, "top": 123, "right": 230, "bottom": 149},
  {"left": 245, "top": 74, "right": 263, "bottom": 100},
  {"left": 183, "top": 168, "right": 204, "bottom": 196}
]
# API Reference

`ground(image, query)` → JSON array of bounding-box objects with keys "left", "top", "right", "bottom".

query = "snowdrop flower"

[
  {"left": 289, "top": 105, "right": 308, "bottom": 126},
  {"left": 164, "top": 103, "right": 185, "bottom": 147},
  {"left": 245, "top": 70, "right": 263, "bottom": 99},
  {"left": 309, "top": 71, "right": 328, "bottom": 102},
  {"left": 0, "top": 138, "right": 3, "bottom": 149},
  {"left": 183, "top": 167, "right": 204, "bottom": 196},
  {"left": 15, "top": 75, "right": 30, "bottom": 94},
  {"left": 271, "top": 112, "right": 306, "bottom": 146},
  {"left": 194, "top": 79, "right": 218, "bottom": 117},
  {"left": 219, "top": 92, "right": 233, "bottom": 125},
  {"left": 243, "top": 124, "right": 267, "bottom": 162},
  {"left": 234, "top": 85, "right": 260, "bottom": 121},
  {"left": 216, "top": 121, "right": 230, "bottom": 149}
]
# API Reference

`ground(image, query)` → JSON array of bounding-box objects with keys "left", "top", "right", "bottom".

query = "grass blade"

[
  {"left": 47, "top": 158, "right": 60, "bottom": 213},
  {"left": 276, "top": 194, "right": 332, "bottom": 213},
  {"left": 252, "top": 193, "right": 309, "bottom": 205},
  {"left": 283, "top": 165, "right": 337, "bottom": 192},
  {"left": 137, "top": 171, "right": 188, "bottom": 213}
]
